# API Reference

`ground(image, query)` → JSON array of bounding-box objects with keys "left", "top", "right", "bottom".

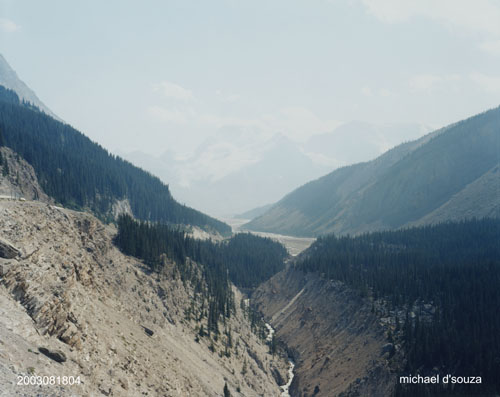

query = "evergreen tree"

[
  {"left": 270, "top": 334, "right": 277, "bottom": 356},
  {"left": 2, "top": 159, "right": 9, "bottom": 177},
  {"left": 223, "top": 382, "right": 231, "bottom": 397}
]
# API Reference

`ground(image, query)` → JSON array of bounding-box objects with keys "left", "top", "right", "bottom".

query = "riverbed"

[
  {"left": 281, "top": 360, "right": 295, "bottom": 397},
  {"left": 225, "top": 218, "right": 315, "bottom": 256}
]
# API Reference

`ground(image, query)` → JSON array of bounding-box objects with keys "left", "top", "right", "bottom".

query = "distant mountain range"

[
  {"left": 244, "top": 107, "right": 500, "bottom": 237},
  {"left": 304, "top": 121, "right": 429, "bottom": 166},
  {"left": 123, "top": 123, "right": 429, "bottom": 217}
]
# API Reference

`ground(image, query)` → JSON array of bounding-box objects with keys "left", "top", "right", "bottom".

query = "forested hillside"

[
  {"left": 245, "top": 107, "right": 500, "bottom": 237},
  {"left": 295, "top": 219, "right": 500, "bottom": 395},
  {"left": 114, "top": 214, "right": 287, "bottom": 334},
  {"left": 0, "top": 85, "right": 230, "bottom": 235}
]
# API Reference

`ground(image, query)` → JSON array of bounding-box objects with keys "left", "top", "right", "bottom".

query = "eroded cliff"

[{"left": 253, "top": 267, "right": 398, "bottom": 397}]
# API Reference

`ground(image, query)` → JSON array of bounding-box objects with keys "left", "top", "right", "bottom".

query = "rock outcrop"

[
  {"left": 0, "top": 237, "right": 19, "bottom": 259},
  {"left": 38, "top": 347, "right": 67, "bottom": 363},
  {"left": 0, "top": 146, "right": 50, "bottom": 202}
]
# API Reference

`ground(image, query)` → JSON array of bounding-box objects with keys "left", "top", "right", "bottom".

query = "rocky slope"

[
  {"left": 0, "top": 199, "right": 288, "bottom": 396},
  {"left": 252, "top": 267, "right": 399, "bottom": 397}
]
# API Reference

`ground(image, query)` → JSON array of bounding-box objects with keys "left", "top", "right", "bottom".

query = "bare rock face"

[
  {"left": 0, "top": 200, "right": 287, "bottom": 396},
  {"left": 253, "top": 267, "right": 399, "bottom": 397},
  {"left": 111, "top": 198, "right": 133, "bottom": 219},
  {"left": 0, "top": 146, "right": 50, "bottom": 202},
  {"left": 0, "top": 237, "right": 19, "bottom": 258},
  {"left": 38, "top": 347, "right": 67, "bottom": 363}
]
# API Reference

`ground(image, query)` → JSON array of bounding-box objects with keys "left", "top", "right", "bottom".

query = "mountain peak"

[{"left": 0, "top": 54, "right": 61, "bottom": 121}]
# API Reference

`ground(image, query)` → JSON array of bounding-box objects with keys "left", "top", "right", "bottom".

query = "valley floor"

[{"left": 226, "top": 218, "right": 315, "bottom": 256}]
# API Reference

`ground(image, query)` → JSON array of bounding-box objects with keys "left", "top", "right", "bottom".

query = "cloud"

[
  {"left": 361, "top": 86, "right": 373, "bottom": 97},
  {"left": 215, "top": 90, "right": 241, "bottom": 103},
  {"left": 361, "top": 0, "right": 500, "bottom": 36},
  {"left": 361, "top": 0, "right": 500, "bottom": 55},
  {"left": 408, "top": 72, "right": 500, "bottom": 94},
  {"left": 409, "top": 73, "right": 461, "bottom": 93},
  {"left": 148, "top": 99, "right": 340, "bottom": 143},
  {"left": 148, "top": 80, "right": 196, "bottom": 124},
  {"left": 0, "top": 18, "right": 20, "bottom": 33},
  {"left": 193, "top": 106, "right": 340, "bottom": 142},
  {"left": 153, "top": 81, "right": 193, "bottom": 101},
  {"left": 409, "top": 74, "right": 443, "bottom": 93},
  {"left": 261, "top": 107, "right": 341, "bottom": 141},
  {"left": 147, "top": 105, "right": 194, "bottom": 124},
  {"left": 361, "top": 86, "right": 395, "bottom": 98},
  {"left": 470, "top": 73, "right": 500, "bottom": 93},
  {"left": 480, "top": 40, "right": 500, "bottom": 56},
  {"left": 379, "top": 88, "right": 396, "bottom": 97}
]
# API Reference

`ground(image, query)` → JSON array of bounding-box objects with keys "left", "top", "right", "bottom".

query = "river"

[
  {"left": 280, "top": 360, "right": 295, "bottom": 397},
  {"left": 232, "top": 218, "right": 302, "bottom": 395},
  {"left": 265, "top": 321, "right": 295, "bottom": 397}
]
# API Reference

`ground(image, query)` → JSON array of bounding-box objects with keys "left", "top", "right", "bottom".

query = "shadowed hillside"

[
  {"left": 245, "top": 107, "right": 500, "bottom": 237},
  {"left": 0, "top": 85, "right": 230, "bottom": 235}
]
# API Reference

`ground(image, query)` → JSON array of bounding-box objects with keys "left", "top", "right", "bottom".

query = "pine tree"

[
  {"left": 2, "top": 160, "right": 9, "bottom": 177},
  {"left": 223, "top": 382, "right": 231, "bottom": 397},
  {"left": 270, "top": 334, "right": 277, "bottom": 356}
]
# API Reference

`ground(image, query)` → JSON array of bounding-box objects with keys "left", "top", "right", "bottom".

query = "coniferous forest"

[
  {"left": 1, "top": 73, "right": 498, "bottom": 396},
  {"left": 295, "top": 218, "right": 500, "bottom": 395},
  {"left": 115, "top": 214, "right": 287, "bottom": 332},
  {"left": 0, "top": 85, "right": 230, "bottom": 235}
]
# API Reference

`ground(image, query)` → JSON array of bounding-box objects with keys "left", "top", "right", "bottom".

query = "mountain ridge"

[
  {"left": 244, "top": 107, "right": 500, "bottom": 237},
  {"left": 0, "top": 54, "right": 61, "bottom": 121},
  {"left": 0, "top": 85, "right": 230, "bottom": 235},
  {"left": 123, "top": 122, "right": 429, "bottom": 217}
]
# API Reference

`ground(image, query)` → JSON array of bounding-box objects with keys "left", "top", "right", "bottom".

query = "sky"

[{"left": 0, "top": 0, "right": 499, "bottom": 156}]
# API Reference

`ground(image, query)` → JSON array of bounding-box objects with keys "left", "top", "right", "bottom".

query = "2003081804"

[{"left": 17, "top": 375, "right": 81, "bottom": 386}]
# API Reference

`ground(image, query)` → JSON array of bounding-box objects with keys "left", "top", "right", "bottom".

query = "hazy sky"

[{"left": 1, "top": 0, "right": 499, "bottom": 155}]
